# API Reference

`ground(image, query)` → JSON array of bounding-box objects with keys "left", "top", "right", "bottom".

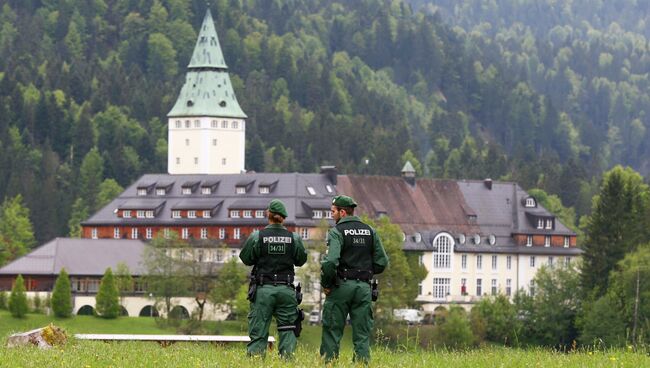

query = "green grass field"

[{"left": 1, "top": 311, "right": 649, "bottom": 367}]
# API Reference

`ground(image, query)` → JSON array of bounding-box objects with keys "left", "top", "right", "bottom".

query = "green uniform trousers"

[
  {"left": 247, "top": 284, "right": 298, "bottom": 358},
  {"left": 320, "top": 280, "right": 373, "bottom": 362}
]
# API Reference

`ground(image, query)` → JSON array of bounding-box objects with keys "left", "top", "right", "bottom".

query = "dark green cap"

[
  {"left": 268, "top": 199, "right": 288, "bottom": 218},
  {"left": 332, "top": 195, "right": 357, "bottom": 208}
]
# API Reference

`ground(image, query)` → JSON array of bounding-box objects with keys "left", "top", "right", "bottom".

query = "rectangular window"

[
  {"left": 259, "top": 186, "right": 269, "bottom": 194},
  {"left": 325, "top": 210, "right": 333, "bottom": 219},
  {"left": 202, "top": 187, "right": 211, "bottom": 195},
  {"left": 300, "top": 228, "right": 309, "bottom": 240},
  {"left": 548, "top": 256, "right": 554, "bottom": 267},
  {"left": 491, "top": 255, "right": 498, "bottom": 270},
  {"left": 175, "top": 120, "right": 181, "bottom": 128},
  {"left": 194, "top": 157, "right": 198, "bottom": 164},
  {"left": 306, "top": 186, "right": 316, "bottom": 195},
  {"left": 461, "top": 254, "right": 467, "bottom": 270},
  {"left": 476, "top": 255, "right": 483, "bottom": 270},
  {"left": 215, "top": 250, "right": 223, "bottom": 262},
  {"left": 545, "top": 219, "right": 552, "bottom": 229},
  {"left": 137, "top": 189, "right": 147, "bottom": 196},
  {"left": 219, "top": 228, "right": 225, "bottom": 239},
  {"left": 530, "top": 280, "right": 536, "bottom": 297},
  {"left": 432, "top": 278, "right": 451, "bottom": 300},
  {"left": 326, "top": 185, "right": 333, "bottom": 193},
  {"left": 545, "top": 236, "right": 551, "bottom": 247},
  {"left": 564, "top": 236, "right": 570, "bottom": 248},
  {"left": 418, "top": 283, "right": 423, "bottom": 296},
  {"left": 313, "top": 210, "right": 323, "bottom": 219},
  {"left": 243, "top": 210, "right": 252, "bottom": 218},
  {"left": 230, "top": 210, "right": 240, "bottom": 218},
  {"left": 460, "top": 278, "right": 467, "bottom": 295},
  {"left": 476, "top": 279, "right": 482, "bottom": 296},
  {"left": 537, "top": 219, "right": 544, "bottom": 229},
  {"left": 185, "top": 120, "right": 190, "bottom": 128},
  {"left": 163, "top": 228, "right": 170, "bottom": 239},
  {"left": 156, "top": 188, "right": 166, "bottom": 195},
  {"left": 236, "top": 186, "right": 246, "bottom": 194},
  {"left": 185, "top": 138, "right": 190, "bottom": 146},
  {"left": 202, "top": 210, "right": 211, "bottom": 218},
  {"left": 91, "top": 228, "right": 98, "bottom": 239},
  {"left": 200, "top": 228, "right": 208, "bottom": 239},
  {"left": 491, "top": 279, "right": 497, "bottom": 295},
  {"left": 131, "top": 228, "right": 138, "bottom": 239},
  {"left": 123, "top": 210, "right": 131, "bottom": 218},
  {"left": 234, "top": 228, "right": 241, "bottom": 240},
  {"left": 113, "top": 227, "right": 120, "bottom": 239},
  {"left": 530, "top": 256, "right": 536, "bottom": 267},
  {"left": 506, "top": 279, "right": 512, "bottom": 296},
  {"left": 176, "top": 157, "right": 180, "bottom": 165},
  {"left": 212, "top": 139, "right": 217, "bottom": 146},
  {"left": 146, "top": 210, "right": 154, "bottom": 218},
  {"left": 182, "top": 228, "right": 189, "bottom": 239},
  {"left": 255, "top": 210, "right": 264, "bottom": 218},
  {"left": 194, "top": 119, "right": 200, "bottom": 128},
  {"left": 222, "top": 158, "right": 227, "bottom": 165},
  {"left": 136, "top": 210, "right": 145, "bottom": 218},
  {"left": 211, "top": 120, "right": 217, "bottom": 128},
  {"left": 232, "top": 121, "right": 238, "bottom": 129},
  {"left": 565, "top": 257, "right": 571, "bottom": 267},
  {"left": 182, "top": 187, "right": 191, "bottom": 195},
  {"left": 146, "top": 228, "right": 152, "bottom": 239},
  {"left": 188, "top": 210, "right": 196, "bottom": 218},
  {"left": 222, "top": 121, "right": 228, "bottom": 128},
  {"left": 172, "top": 210, "right": 181, "bottom": 218},
  {"left": 526, "top": 235, "right": 532, "bottom": 246},
  {"left": 506, "top": 256, "right": 512, "bottom": 270}
]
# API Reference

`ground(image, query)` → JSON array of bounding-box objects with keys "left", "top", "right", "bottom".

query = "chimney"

[
  {"left": 320, "top": 165, "right": 337, "bottom": 185},
  {"left": 401, "top": 161, "right": 416, "bottom": 186},
  {"left": 484, "top": 178, "right": 493, "bottom": 190}
]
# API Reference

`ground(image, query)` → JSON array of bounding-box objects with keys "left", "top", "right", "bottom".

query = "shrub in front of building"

[
  {"left": 9, "top": 274, "right": 28, "bottom": 318},
  {"left": 51, "top": 268, "right": 72, "bottom": 318},
  {"left": 95, "top": 267, "right": 120, "bottom": 318},
  {"left": 0, "top": 290, "right": 7, "bottom": 309}
]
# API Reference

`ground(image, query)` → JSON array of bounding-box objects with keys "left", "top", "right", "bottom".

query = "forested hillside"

[{"left": 0, "top": 0, "right": 647, "bottom": 247}]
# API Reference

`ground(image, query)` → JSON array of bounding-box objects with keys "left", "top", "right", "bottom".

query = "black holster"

[
  {"left": 294, "top": 308, "right": 304, "bottom": 337},
  {"left": 247, "top": 277, "right": 257, "bottom": 302},
  {"left": 295, "top": 282, "right": 303, "bottom": 305},
  {"left": 371, "top": 279, "right": 379, "bottom": 302}
]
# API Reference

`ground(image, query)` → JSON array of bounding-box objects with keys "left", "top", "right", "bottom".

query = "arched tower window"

[{"left": 432, "top": 233, "right": 454, "bottom": 270}]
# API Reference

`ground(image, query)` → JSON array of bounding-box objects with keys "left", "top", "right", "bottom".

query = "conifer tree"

[
  {"left": 95, "top": 267, "right": 120, "bottom": 318},
  {"left": 9, "top": 274, "right": 28, "bottom": 318},
  {"left": 51, "top": 268, "right": 72, "bottom": 318}
]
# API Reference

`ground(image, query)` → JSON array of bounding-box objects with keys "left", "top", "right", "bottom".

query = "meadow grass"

[{"left": 1, "top": 311, "right": 649, "bottom": 367}]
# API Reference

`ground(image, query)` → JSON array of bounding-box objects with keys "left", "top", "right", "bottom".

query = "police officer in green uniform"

[
  {"left": 320, "top": 195, "right": 389, "bottom": 363},
  {"left": 239, "top": 199, "right": 308, "bottom": 358}
]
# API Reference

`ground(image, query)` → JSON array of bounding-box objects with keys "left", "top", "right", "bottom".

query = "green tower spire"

[{"left": 167, "top": 9, "right": 246, "bottom": 118}]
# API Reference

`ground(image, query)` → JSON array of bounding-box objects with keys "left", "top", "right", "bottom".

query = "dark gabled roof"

[
  {"left": 82, "top": 173, "right": 337, "bottom": 227},
  {"left": 0, "top": 238, "right": 147, "bottom": 276}
]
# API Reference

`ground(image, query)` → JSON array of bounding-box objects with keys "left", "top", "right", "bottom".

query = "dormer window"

[
  {"left": 326, "top": 185, "right": 333, "bottom": 193},
  {"left": 137, "top": 210, "right": 145, "bottom": 218},
  {"left": 545, "top": 219, "right": 553, "bottom": 229},
  {"left": 307, "top": 186, "right": 316, "bottom": 196},
  {"left": 236, "top": 186, "right": 246, "bottom": 194},
  {"left": 255, "top": 210, "right": 264, "bottom": 218},
  {"left": 203, "top": 210, "right": 211, "bottom": 218},
  {"left": 137, "top": 188, "right": 147, "bottom": 196},
  {"left": 156, "top": 188, "right": 166, "bottom": 196},
  {"left": 172, "top": 210, "right": 181, "bottom": 218},
  {"left": 230, "top": 210, "right": 240, "bottom": 218},
  {"left": 525, "top": 197, "right": 536, "bottom": 207},
  {"left": 202, "top": 187, "right": 212, "bottom": 195},
  {"left": 473, "top": 234, "right": 481, "bottom": 245},
  {"left": 325, "top": 210, "right": 333, "bottom": 219},
  {"left": 146, "top": 211, "right": 154, "bottom": 218},
  {"left": 313, "top": 210, "right": 323, "bottom": 219},
  {"left": 123, "top": 210, "right": 132, "bottom": 218},
  {"left": 414, "top": 233, "right": 422, "bottom": 243},
  {"left": 182, "top": 187, "right": 192, "bottom": 195},
  {"left": 488, "top": 234, "right": 496, "bottom": 246},
  {"left": 243, "top": 210, "right": 252, "bottom": 218},
  {"left": 537, "top": 219, "right": 544, "bottom": 229},
  {"left": 188, "top": 210, "right": 196, "bottom": 218},
  {"left": 259, "top": 186, "right": 270, "bottom": 194}
]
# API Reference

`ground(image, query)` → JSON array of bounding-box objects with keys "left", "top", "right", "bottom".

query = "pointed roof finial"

[
  {"left": 187, "top": 9, "right": 227, "bottom": 69},
  {"left": 401, "top": 161, "right": 416, "bottom": 174}
]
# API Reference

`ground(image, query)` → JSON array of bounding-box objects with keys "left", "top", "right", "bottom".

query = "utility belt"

[
  {"left": 254, "top": 273, "right": 295, "bottom": 286},
  {"left": 336, "top": 268, "right": 373, "bottom": 283}
]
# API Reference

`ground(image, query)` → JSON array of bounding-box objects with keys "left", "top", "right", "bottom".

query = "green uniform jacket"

[
  {"left": 320, "top": 216, "right": 389, "bottom": 288},
  {"left": 239, "top": 224, "right": 308, "bottom": 268}
]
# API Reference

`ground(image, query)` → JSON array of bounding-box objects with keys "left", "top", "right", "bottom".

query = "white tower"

[{"left": 167, "top": 9, "right": 247, "bottom": 174}]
